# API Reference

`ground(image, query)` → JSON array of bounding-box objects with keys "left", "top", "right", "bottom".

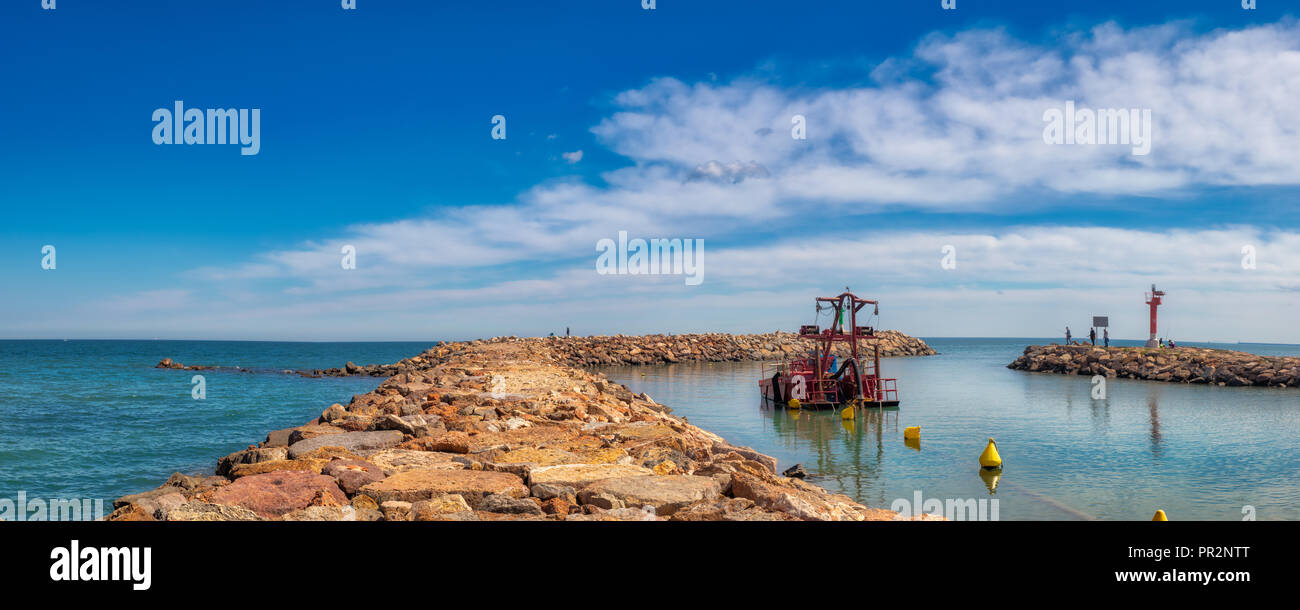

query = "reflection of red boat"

[{"left": 758, "top": 290, "right": 900, "bottom": 409}]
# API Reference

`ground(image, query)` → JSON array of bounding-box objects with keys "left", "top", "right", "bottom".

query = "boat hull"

[{"left": 758, "top": 378, "right": 899, "bottom": 409}]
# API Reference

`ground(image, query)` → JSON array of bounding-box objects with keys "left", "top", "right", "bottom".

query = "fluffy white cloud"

[{"left": 50, "top": 19, "right": 1300, "bottom": 342}]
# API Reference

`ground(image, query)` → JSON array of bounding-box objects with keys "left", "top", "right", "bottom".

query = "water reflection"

[
  {"left": 761, "top": 403, "right": 899, "bottom": 501},
  {"left": 979, "top": 467, "right": 1001, "bottom": 495},
  {"left": 1147, "top": 385, "right": 1163, "bottom": 459},
  {"left": 601, "top": 342, "right": 1300, "bottom": 520}
]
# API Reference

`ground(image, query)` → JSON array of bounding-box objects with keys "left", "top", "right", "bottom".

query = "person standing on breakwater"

[
  {"left": 566, "top": 327, "right": 570, "bottom": 337},
  {"left": 1103, "top": 328, "right": 1110, "bottom": 348},
  {"left": 1089, "top": 327, "right": 1097, "bottom": 346},
  {"left": 1065, "top": 327, "right": 1072, "bottom": 345}
]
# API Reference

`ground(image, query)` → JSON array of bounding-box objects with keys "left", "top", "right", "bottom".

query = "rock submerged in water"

[
  {"left": 1008, "top": 344, "right": 1300, "bottom": 388},
  {"left": 154, "top": 357, "right": 208, "bottom": 371},
  {"left": 114, "top": 335, "right": 929, "bottom": 522}
]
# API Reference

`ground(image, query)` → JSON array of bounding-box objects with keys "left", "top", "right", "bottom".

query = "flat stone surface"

[
  {"left": 528, "top": 463, "right": 654, "bottom": 489},
  {"left": 287, "top": 424, "right": 346, "bottom": 445},
  {"left": 576, "top": 475, "right": 721, "bottom": 515},
  {"left": 229, "top": 458, "right": 328, "bottom": 478},
  {"left": 366, "top": 448, "right": 464, "bottom": 475},
  {"left": 360, "top": 469, "right": 528, "bottom": 507},
  {"left": 166, "top": 502, "right": 263, "bottom": 521},
  {"left": 288, "top": 430, "right": 405, "bottom": 459}
]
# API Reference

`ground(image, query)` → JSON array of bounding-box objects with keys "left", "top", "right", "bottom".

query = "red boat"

[{"left": 758, "top": 290, "right": 900, "bottom": 409}]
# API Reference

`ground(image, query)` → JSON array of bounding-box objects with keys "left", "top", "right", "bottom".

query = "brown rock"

[
  {"left": 396, "top": 431, "right": 470, "bottom": 453},
  {"left": 527, "top": 463, "right": 654, "bottom": 489},
  {"left": 575, "top": 475, "right": 721, "bottom": 515},
  {"left": 359, "top": 469, "right": 527, "bottom": 508},
  {"left": 321, "top": 459, "right": 386, "bottom": 495},
  {"left": 209, "top": 471, "right": 348, "bottom": 519}
]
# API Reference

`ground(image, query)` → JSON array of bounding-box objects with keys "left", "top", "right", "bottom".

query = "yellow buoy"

[
  {"left": 841, "top": 406, "right": 855, "bottom": 420},
  {"left": 787, "top": 398, "right": 801, "bottom": 410},
  {"left": 903, "top": 426, "right": 921, "bottom": 440},
  {"left": 1152, "top": 510, "right": 1168, "bottom": 521},
  {"left": 979, "top": 438, "right": 1002, "bottom": 469}
]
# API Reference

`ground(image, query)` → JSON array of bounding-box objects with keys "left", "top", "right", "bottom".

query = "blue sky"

[{"left": 2, "top": 1, "right": 1298, "bottom": 342}]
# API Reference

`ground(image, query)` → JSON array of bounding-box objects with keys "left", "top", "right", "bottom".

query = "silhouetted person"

[
  {"left": 1089, "top": 327, "right": 1096, "bottom": 346},
  {"left": 566, "top": 327, "right": 570, "bottom": 337},
  {"left": 1065, "top": 327, "right": 1072, "bottom": 344}
]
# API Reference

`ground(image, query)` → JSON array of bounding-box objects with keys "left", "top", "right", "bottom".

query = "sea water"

[{"left": 601, "top": 338, "right": 1300, "bottom": 521}]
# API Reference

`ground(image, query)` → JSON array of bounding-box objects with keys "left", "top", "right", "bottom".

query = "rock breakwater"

[
  {"left": 1008, "top": 344, "right": 1300, "bottom": 387},
  {"left": 297, "top": 331, "right": 935, "bottom": 376},
  {"left": 120, "top": 335, "right": 940, "bottom": 522}
]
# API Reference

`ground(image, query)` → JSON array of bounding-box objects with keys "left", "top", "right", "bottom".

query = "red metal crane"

[
  {"left": 757, "top": 290, "right": 899, "bottom": 409},
  {"left": 1144, "top": 284, "right": 1165, "bottom": 347}
]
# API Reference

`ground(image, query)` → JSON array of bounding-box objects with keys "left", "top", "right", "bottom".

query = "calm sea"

[
  {"left": 2, "top": 338, "right": 1297, "bottom": 520},
  {"left": 0, "top": 340, "right": 425, "bottom": 512},
  {"left": 601, "top": 338, "right": 1300, "bottom": 521}
]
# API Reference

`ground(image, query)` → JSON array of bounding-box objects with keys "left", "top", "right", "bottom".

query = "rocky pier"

[
  {"left": 121, "top": 332, "right": 939, "bottom": 522},
  {"left": 1008, "top": 344, "right": 1300, "bottom": 387},
  {"left": 294, "top": 331, "right": 937, "bottom": 377}
]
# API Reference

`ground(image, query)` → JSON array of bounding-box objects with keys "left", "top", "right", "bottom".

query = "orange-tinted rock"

[
  {"left": 396, "top": 431, "right": 469, "bottom": 453},
  {"left": 359, "top": 469, "right": 527, "bottom": 508},
  {"left": 210, "top": 471, "right": 348, "bottom": 519},
  {"left": 321, "top": 459, "right": 385, "bottom": 495}
]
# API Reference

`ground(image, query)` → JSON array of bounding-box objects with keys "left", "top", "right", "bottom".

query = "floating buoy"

[
  {"left": 1152, "top": 510, "right": 1168, "bottom": 521},
  {"left": 640, "top": 372, "right": 646, "bottom": 377},
  {"left": 979, "top": 438, "right": 1002, "bottom": 469},
  {"left": 787, "top": 398, "right": 801, "bottom": 410},
  {"left": 841, "top": 406, "right": 855, "bottom": 420},
  {"left": 903, "top": 426, "right": 921, "bottom": 440}
]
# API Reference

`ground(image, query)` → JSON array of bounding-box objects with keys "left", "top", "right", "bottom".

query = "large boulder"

[
  {"left": 287, "top": 423, "right": 347, "bottom": 445},
  {"left": 359, "top": 469, "right": 527, "bottom": 508},
  {"left": 366, "top": 448, "right": 464, "bottom": 475},
  {"left": 321, "top": 459, "right": 385, "bottom": 495},
  {"left": 166, "top": 501, "right": 263, "bottom": 521},
  {"left": 216, "top": 446, "right": 288, "bottom": 476},
  {"left": 575, "top": 475, "right": 721, "bottom": 515},
  {"left": 287, "top": 430, "right": 404, "bottom": 459},
  {"left": 209, "top": 471, "right": 348, "bottom": 519},
  {"left": 527, "top": 463, "right": 654, "bottom": 489}
]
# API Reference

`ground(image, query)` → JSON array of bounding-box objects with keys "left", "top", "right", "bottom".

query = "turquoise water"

[
  {"left": 0, "top": 340, "right": 424, "bottom": 511},
  {"left": 602, "top": 338, "right": 1300, "bottom": 521},
  {"left": 3, "top": 338, "right": 1297, "bottom": 521}
]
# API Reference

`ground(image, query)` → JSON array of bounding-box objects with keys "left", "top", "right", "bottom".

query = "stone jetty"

[
  {"left": 295, "top": 331, "right": 936, "bottom": 377},
  {"left": 1008, "top": 344, "right": 1300, "bottom": 388},
  {"left": 120, "top": 332, "right": 938, "bottom": 522}
]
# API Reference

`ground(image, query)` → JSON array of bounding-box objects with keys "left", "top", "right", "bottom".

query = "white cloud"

[
  {"left": 561, "top": 150, "right": 583, "bottom": 164},
  {"left": 22, "top": 19, "right": 1300, "bottom": 342}
]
